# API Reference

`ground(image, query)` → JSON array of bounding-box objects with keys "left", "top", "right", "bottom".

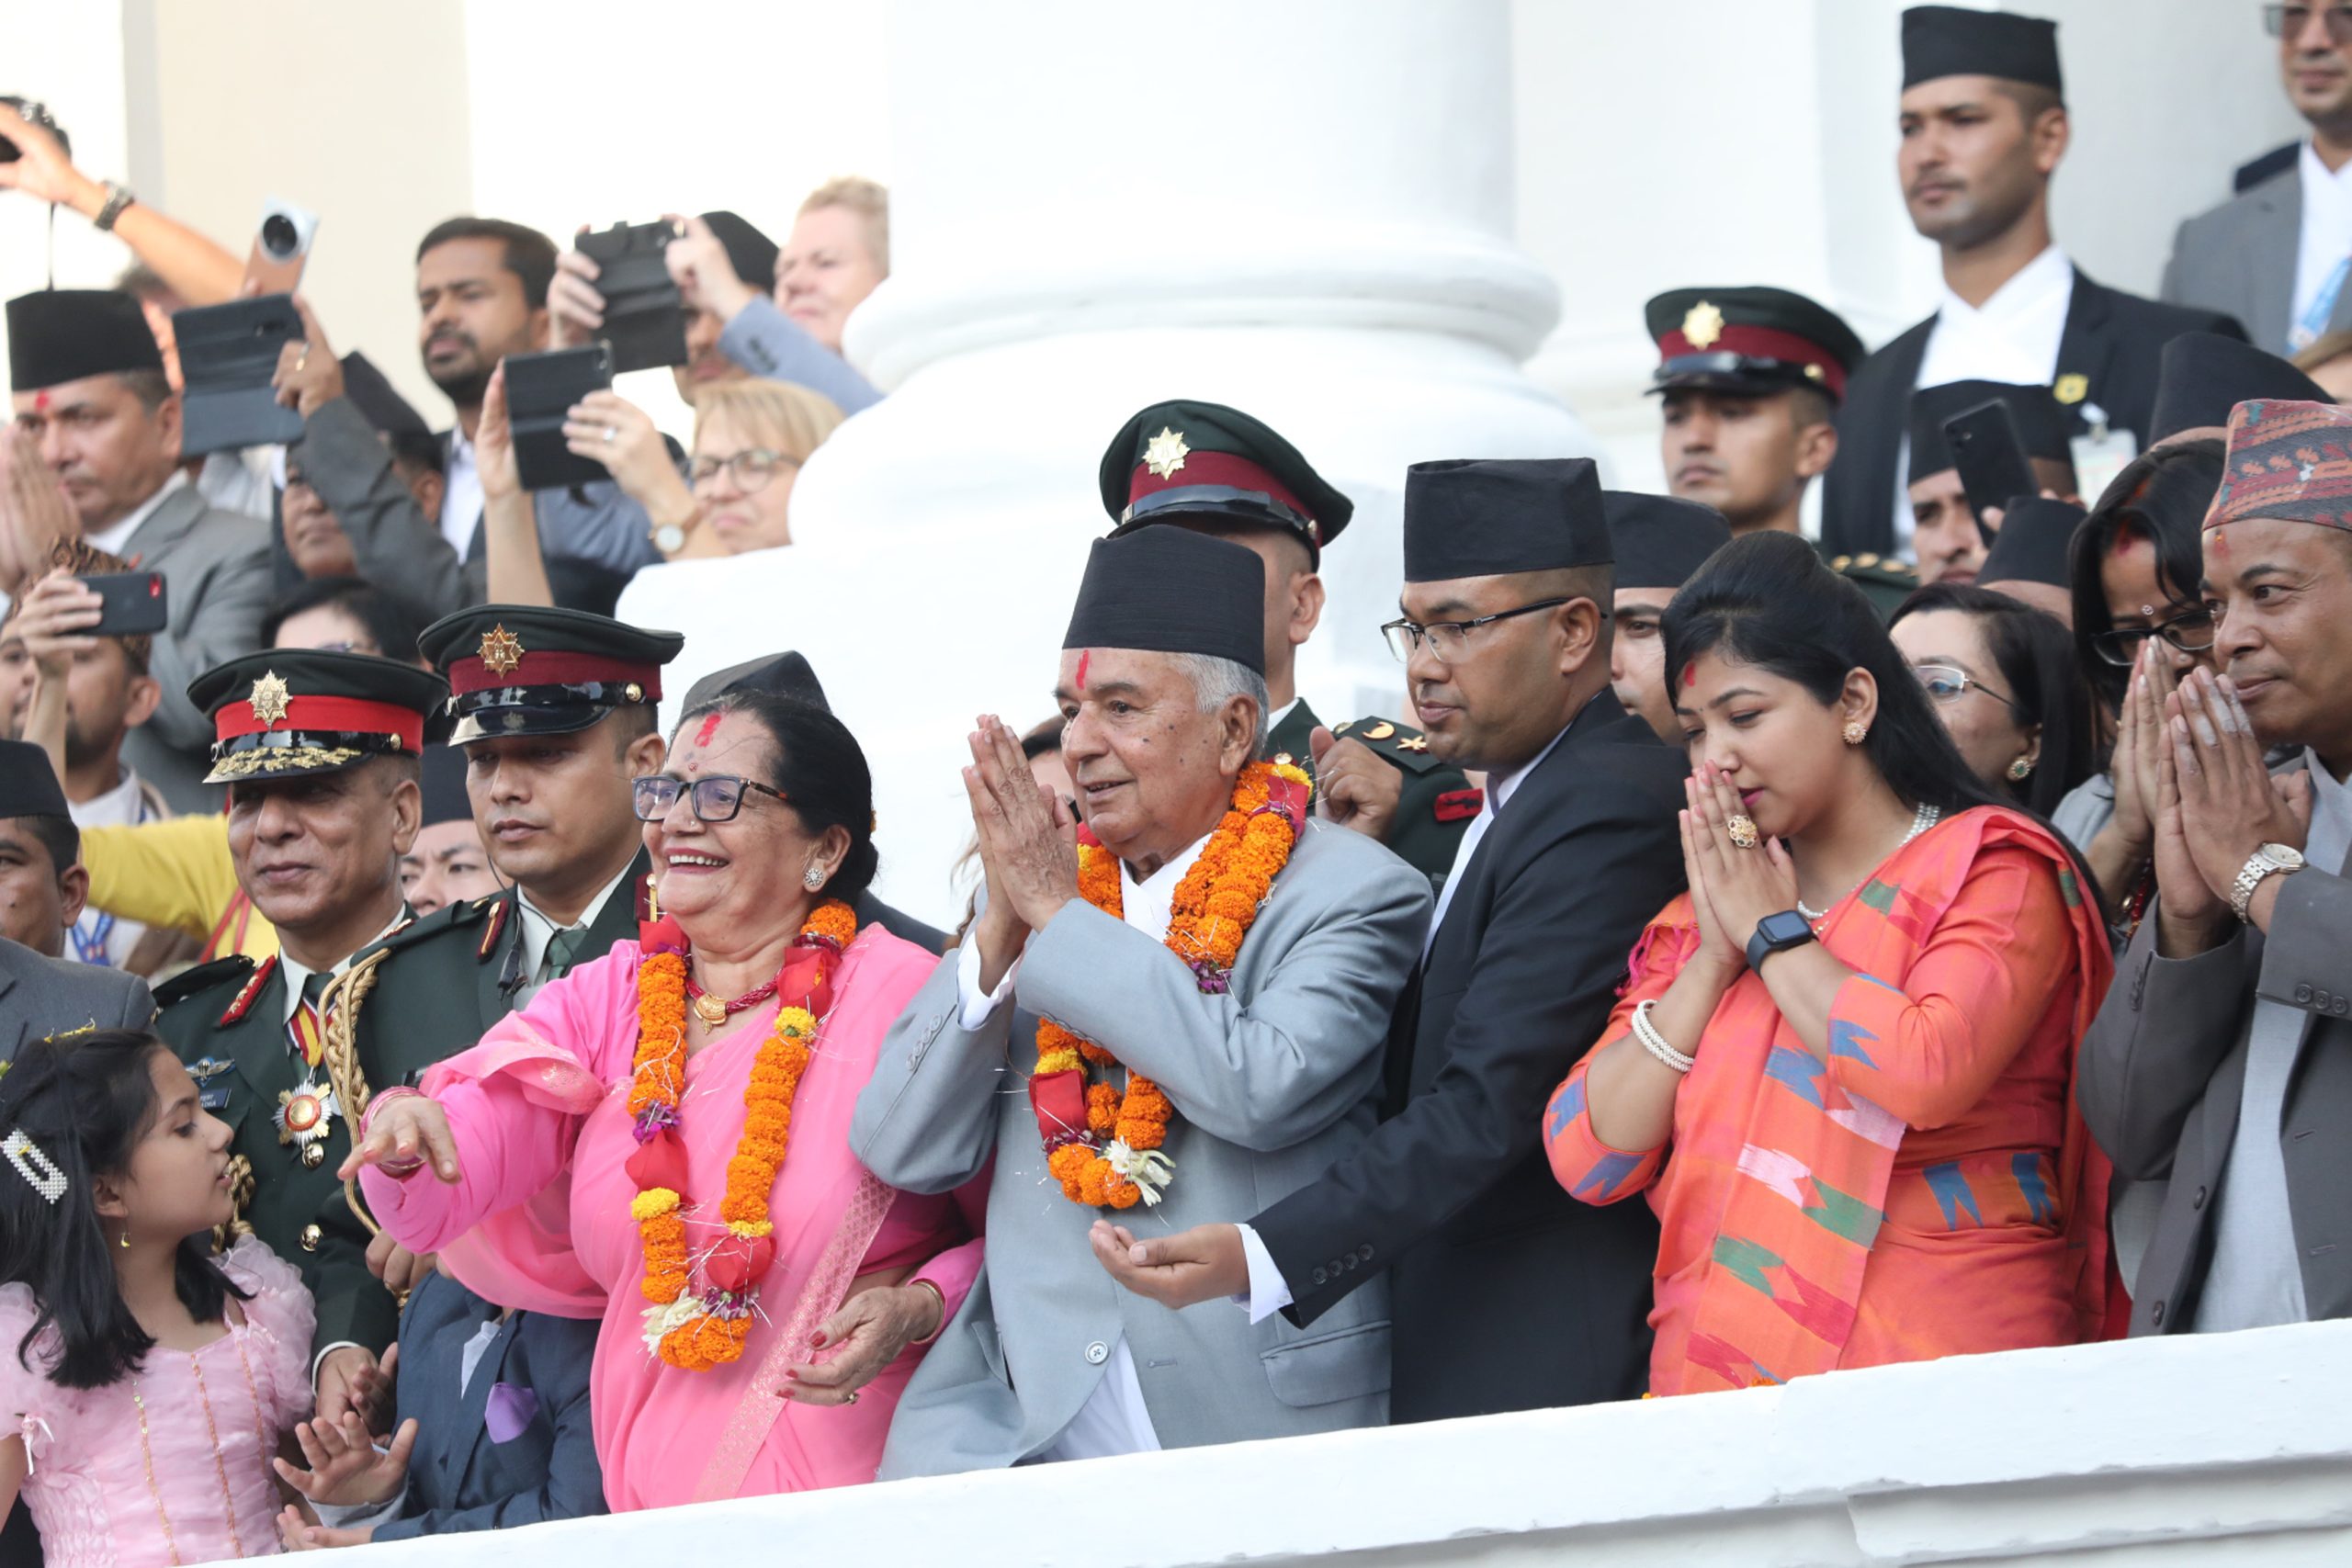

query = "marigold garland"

[
  {"left": 627, "top": 898, "right": 855, "bottom": 1370},
  {"left": 1035, "top": 760, "right": 1307, "bottom": 1209}
]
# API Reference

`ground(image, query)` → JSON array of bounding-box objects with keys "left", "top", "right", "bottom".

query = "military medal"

[{"left": 275, "top": 1082, "right": 340, "bottom": 1168}]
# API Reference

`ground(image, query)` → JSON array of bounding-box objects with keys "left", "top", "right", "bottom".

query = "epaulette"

[
  {"left": 1331, "top": 716, "right": 1446, "bottom": 774},
  {"left": 476, "top": 895, "right": 511, "bottom": 963},
  {"left": 151, "top": 954, "right": 258, "bottom": 1012},
  {"left": 1826, "top": 551, "right": 1920, "bottom": 587},
  {"left": 357, "top": 894, "right": 493, "bottom": 966}
]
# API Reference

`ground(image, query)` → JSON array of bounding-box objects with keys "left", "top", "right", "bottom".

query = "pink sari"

[{"left": 360, "top": 925, "right": 980, "bottom": 1508}]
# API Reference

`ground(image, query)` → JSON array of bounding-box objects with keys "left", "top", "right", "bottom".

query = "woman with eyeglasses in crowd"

[
  {"left": 342, "top": 689, "right": 982, "bottom": 1509},
  {"left": 1889, "top": 581, "right": 2099, "bottom": 819},
  {"left": 2053, "top": 439, "right": 2228, "bottom": 919}
]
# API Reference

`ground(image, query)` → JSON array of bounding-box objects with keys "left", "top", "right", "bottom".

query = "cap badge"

[
  {"left": 479, "top": 625, "right": 526, "bottom": 676},
  {"left": 1681, "top": 300, "right": 1725, "bottom": 350},
  {"left": 1142, "top": 427, "right": 1191, "bottom": 479},
  {"left": 247, "top": 671, "right": 292, "bottom": 728},
  {"left": 2053, "top": 373, "right": 2088, "bottom": 406},
  {"left": 1804, "top": 363, "right": 1826, "bottom": 382}
]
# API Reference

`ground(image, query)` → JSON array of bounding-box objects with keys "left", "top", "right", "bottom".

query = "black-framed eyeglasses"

[
  {"left": 631, "top": 773, "right": 789, "bottom": 823},
  {"left": 689, "top": 448, "right": 800, "bottom": 492},
  {"left": 1381, "top": 598, "right": 1600, "bottom": 664},
  {"left": 1913, "top": 662, "right": 2022, "bottom": 715},
  {"left": 2087, "top": 604, "right": 2216, "bottom": 667},
  {"left": 2265, "top": 4, "right": 2352, "bottom": 43}
]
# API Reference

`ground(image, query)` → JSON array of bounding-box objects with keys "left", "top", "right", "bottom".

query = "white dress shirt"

[
  {"left": 513, "top": 858, "right": 637, "bottom": 1002},
  {"left": 66, "top": 767, "right": 159, "bottom": 969},
  {"left": 2193, "top": 752, "right": 2352, "bottom": 1332},
  {"left": 954, "top": 833, "right": 1214, "bottom": 1461},
  {"left": 2291, "top": 141, "right": 2352, "bottom": 351},
  {"left": 1233, "top": 717, "right": 1573, "bottom": 1323},
  {"left": 85, "top": 469, "right": 189, "bottom": 560},
  {"left": 1893, "top": 244, "right": 2076, "bottom": 557},
  {"left": 440, "top": 427, "right": 482, "bottom": 560}
]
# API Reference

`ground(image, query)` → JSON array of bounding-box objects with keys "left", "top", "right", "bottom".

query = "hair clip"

[{"left": 3, "top": 1129, "right": 67, "bottom": 1204}]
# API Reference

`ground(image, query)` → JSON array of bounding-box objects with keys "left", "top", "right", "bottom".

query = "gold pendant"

[{"left": 692, "top": 992, "right": 729, "bottom": 1027}]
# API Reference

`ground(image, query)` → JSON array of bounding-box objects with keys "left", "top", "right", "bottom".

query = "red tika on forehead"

[
  {"left": 694, "top": 711, "right": 724, "bottom": 747},
  {"left": 1075, "top": 649, "right": 1091, "bottom": 689},
  {"left": 1682, "top": 662, "right": 1699, "bottom": 688},
  {"left": 31, "top": 389, "right": 49, "bottom": 414}
]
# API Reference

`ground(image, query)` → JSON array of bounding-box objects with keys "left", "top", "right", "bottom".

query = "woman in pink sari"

[{"left": 343, "top": 690, "right": 978, "bottom": 1508}]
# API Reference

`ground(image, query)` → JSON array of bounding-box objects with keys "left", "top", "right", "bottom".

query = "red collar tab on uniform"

[
  {"left": 218, "top": 955, "right": 279, "bottom": 1025},
  {"left": 1657, "top": 322, "right": 1848, "bottom": 400},
  {"left": 214, "top": 696, "right": 424, "bottom": 750},
  {"left": 1130, "top": 450, "right": 1317, "bottom": 536},
  {"left": 447, "top": 649, "right": 663, "bottom": 699},
  {"left": 476, "top": 897, "right": 510, "bottom": 962},
  {"left": 1433, "top": 787, "right": 1485, "bottom": 824}
]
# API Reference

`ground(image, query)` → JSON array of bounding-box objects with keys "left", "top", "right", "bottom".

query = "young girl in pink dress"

[{"left": 0, "top": 1032, "right": 314, "bottom": 1567}]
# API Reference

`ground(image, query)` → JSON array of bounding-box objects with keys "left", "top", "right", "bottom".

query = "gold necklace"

[{"left": 126, "top": 1316, "right": 270, "bottom": 1566}]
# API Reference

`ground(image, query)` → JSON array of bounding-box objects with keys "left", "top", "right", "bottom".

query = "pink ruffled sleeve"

[
  {"left": 360, "top": 947, "right": 642, "bottom": 1317},
  {"left": 219, "top": 1235, "right": 317, "bottom": 1432}
]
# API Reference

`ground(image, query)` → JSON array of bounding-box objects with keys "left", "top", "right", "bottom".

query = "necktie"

[
  {"left": 538, "top": 926, "right": 587, "bottom": 985},
  {"left": 286, "top": 970, "right": 333, "bottom": 1070}
]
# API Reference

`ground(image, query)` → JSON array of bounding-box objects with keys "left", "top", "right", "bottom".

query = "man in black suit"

[
  {"left": 1820, "top": 6, "right": 2245, "bottom": 560},
  {"left": 1091, "top": 457, "right": 1685, "bottom": 1420}
]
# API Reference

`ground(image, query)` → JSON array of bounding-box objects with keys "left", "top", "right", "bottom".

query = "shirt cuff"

[
  {"left": 1234, "top": 1224, "right": 1295, "bottom": 1325},
  {"left": 313, "top": 1478, "right": 406, "bottom": 1531},
  {"left": 311, "top": 1339, "right": 365, "bottom": 1388},
  {"left": 954, "top": 935, "right": 1020, "bottom": 1030}
]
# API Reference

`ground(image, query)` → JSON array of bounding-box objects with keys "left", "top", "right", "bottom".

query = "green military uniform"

[
  {"left": 154, "top": 648, "right": 446, "bottom": 1361},
  {"left": 1263, "top": 699, "right": 1473, "bottom": 889},
  {"left": 1818, "top": 543, "right": 1921, "bottom": 620}
]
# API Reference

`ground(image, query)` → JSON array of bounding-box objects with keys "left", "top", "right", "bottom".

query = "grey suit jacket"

[
  {"left": 0, "top": 936, "right": 154, "bottom": 1063},
  {"left": 2162, "top": 163, "right": 2348, "bottom": 356},
  {"left": 853, "top": 820, "right": 1430, "bottom": 1477},
  {"left": 286, "top": 397, "right": 469, "bottom": 625},
  {"left": 2079, "top": 781, "right": 2352, "bottom": 1334},
  {"left": 113, "top": 484, "right": 274, "bottom": 811}
]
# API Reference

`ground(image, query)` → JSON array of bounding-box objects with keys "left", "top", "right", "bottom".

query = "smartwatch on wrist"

[{"left": 1746, "top": 909, "right": 1815, "bottom": 972}]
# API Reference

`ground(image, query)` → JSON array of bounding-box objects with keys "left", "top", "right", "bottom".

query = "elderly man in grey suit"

[
  {"left": 854, "top": 525, "right": 1429, "bottom": 1476},
  {"left": 2163, "top": 6, "right": 2352, "bottom": 355},
  {"left": 4, "top": 289, "right": 273, "bottom": 811},
  {"left": 2081, "top": 396, "right": 2352, "bottom": 1337}
]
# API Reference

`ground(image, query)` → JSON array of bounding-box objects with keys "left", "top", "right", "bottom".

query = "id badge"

[{"left": 2072, "top": 425, "right": 2137, "bottom": 508}]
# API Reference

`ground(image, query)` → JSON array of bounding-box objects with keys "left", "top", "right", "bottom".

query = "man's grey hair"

[{"left": 1168, "top": 652, "right": 1268, "bottom": 755}]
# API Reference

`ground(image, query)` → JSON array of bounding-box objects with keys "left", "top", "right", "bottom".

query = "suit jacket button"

[
  {"left": 299, "top": 1224, "right": 322, "bottom": 1253},
  {"left": 1360, "top": 1244, "right": 1374, "bottom": 1261},
  {"left": 2336, "top": 997, "right": 2349, "bottom": 1017},
  {"left": 1083, "top": 1340, "right": 1109, "bottom": 1366},
  {"left": 2194, "top": 1186, "right": 2208, "bottom": 1210},
  {"left": 1310, "top": 1267, "right": 1329, "bottom": 1287},
  {"left": 1343, "top": 1253, "right": 1358, "bottom": 1271},
  {"left": 2150, "top": 1300, "right": 2165, "bottom": 1327},
  {"left": 2297, "top": 984, "right": 2315, "bottom": 1004}
]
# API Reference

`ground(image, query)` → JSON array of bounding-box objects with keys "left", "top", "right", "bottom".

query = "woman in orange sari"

[{"left": 1546, "top": 533, "right": 2115, "bottom": 1396}]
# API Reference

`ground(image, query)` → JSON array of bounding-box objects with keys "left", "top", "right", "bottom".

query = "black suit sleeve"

[{"left": 1250, "top": 762, "right": 1684, "bottom": 1326}]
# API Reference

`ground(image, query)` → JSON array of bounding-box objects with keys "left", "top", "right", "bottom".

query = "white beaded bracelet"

[{"left": 1632, "top": 998, "right": 1695, "bottom": 1075}]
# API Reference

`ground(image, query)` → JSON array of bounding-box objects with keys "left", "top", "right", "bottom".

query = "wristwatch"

[
  {"left": 2230, "top": 841, "right": 2306, "bottom": 922},
  {"left": 92, "top": 180, "right": 135, "bottom": 232},
  {"left": 1747, "top": 909, "right": 1816, "bottom": 972}
]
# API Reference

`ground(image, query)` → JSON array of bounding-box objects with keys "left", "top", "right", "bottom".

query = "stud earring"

[
  {"left": 803, "top": 866, "right": 824, "bottom": 890},
  {"left": 1842, "top": 720, "right": 1868, "bottom": 746},
  {"left": 2007, "top": 756, "right": 2034, "bottom": 781}
]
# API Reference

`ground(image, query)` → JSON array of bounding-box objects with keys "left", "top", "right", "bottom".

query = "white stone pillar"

[{"left": 637, "top": 0, "right": 1590, "bottom": 923}]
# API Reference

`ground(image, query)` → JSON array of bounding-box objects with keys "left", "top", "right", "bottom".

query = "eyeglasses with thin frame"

[
  {"left": 2265, "top": 4, "right": 2352, "bottom": 43},
  {"left": 2086, "top": 604, "right": 2216, "bottom": 667},
  {"left": 1381, "top": 597, "right": 1603, "bottom": 664},
  {"left": 631, "top": 773, "right": 789, "bottom": 823},
  {"left": 1912, "top": 662, "right": 2023, "bottom": 716},
  {"left": 689, "top": 448, "right": 800, "bottom": 493}
]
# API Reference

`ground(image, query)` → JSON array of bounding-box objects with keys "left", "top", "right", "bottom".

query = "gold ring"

[{"left": 1725, "top": 814, "right": 1760, "bottom": 850}]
